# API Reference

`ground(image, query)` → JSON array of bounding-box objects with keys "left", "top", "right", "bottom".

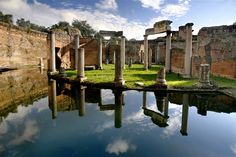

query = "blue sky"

[{"left": 0, "top": 0, "right": 235, "bottom": 39}]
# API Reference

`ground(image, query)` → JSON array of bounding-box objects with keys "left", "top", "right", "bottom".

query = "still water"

[{"left": 0, "top": 71, "right": 236, "bottom": 157}]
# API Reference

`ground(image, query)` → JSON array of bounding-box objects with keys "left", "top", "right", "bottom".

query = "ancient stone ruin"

[{"left": 0, "top": 20, "right": 235, "bottom": 80}]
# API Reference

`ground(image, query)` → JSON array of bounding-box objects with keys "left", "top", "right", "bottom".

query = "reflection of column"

[
  {"left": 48, "top": 80, "right": 57, "bottom": 119},
  {"left": 50, "top": 31, "right": 56, "bottom": 72},
  {"left": 142, "top": 91, "right": 147, "bottom": 108},
  {"left": 77, "top": 48, "right": 87, "bottom": 82},
  {"left": 121, "top": 36, "right": 126, "bottom": 69},
  {"left": 114, "top": 90, "right": 123, "bottom": 128},
  {"left": 98, "top": 38, "right": 103, "bottom": 69},
  {"left": 165, "top": 31, "right": 171, "bottom": 72},
  {"left": 114, "top": 45, "right": 125, "bottom": 86},
  {"left": 164, "top": 95, "right": 169, "bottom": 118},
  {"left": 184, "top": 23, "right": 193, "bottom": 78},
  {"left": 154, "top": 92, "right": 168, "bottom": 113},
  {"left": 180, "top": 94, "right": 189, "bottom": 136},
  {"left": 75, "top": 86, "right": 86, "bottom": 116},
  {"left": 144, "top": 35, "right": 148, "bottom": 70},
  {"left": 75, "top": 34, "right": 80, "bottom": 70}
]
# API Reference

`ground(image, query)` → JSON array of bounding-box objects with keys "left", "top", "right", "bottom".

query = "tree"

[
  {"left": 16, "top": 18, "right": 31, "bottom": 28},
  {"left": 72, "top": 19, "right": 96, "bottom": 37},
  {"left": 0, "top": 11, "right": 13, "bottom": 24},
  {"left": 50, "top": 21, "right": 71, "bottom": 31},
  {"left": 16, "top": 18, "right": 48, "bottom": 32}
]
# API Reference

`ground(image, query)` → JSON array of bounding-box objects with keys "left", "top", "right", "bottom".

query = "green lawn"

[{"left": 65, "top": 64, "right": 236, "bottom": 88}]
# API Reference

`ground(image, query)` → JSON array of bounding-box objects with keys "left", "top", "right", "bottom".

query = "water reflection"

[
  {"left": 48, "top": 79, "right": 57, "bottom": 119},
  {"left": 47, "top": 81, "right": 236, "bottom": 137},
  {"left": 180, "top": 94, "right": 189, "bottom": 136},
  {"left": 0, "top": 68, "right": 47, "bottom": 121},
  {"left": 1, "top": 79, "right": 236, "bottom": 157},
  {"left": 142, "top": 92, "right": 169, "bottom": 127},
  {"left": 99, "top": 90, "right": 124, "bottom": 128}
]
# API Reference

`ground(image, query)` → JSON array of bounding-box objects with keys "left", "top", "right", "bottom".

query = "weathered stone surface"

[
  {"left": 0, "top": 22, "right": 49, "bottom": 68},
  {"left": 171, "top": 48, "right": 185, "bottom": 74},
  {"left": 0, "top": 68, "right": 48, "bottom": 117},
  {"left": 197, "top": 25, "right": 236, "bottom": 79}
]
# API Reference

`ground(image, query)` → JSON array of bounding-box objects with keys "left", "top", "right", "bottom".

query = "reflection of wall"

[
  {"left": 0, "top": 68, "right": 48, "bottom": 118},
  {"left": 168, "top": 93, "right": 236, "bottom": 114}
]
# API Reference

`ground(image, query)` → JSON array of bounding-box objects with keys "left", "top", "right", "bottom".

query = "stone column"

[
  {"left": 74, "top": 34, "right": 79, "bottom": 70},
  {"left": 48, "top": 80, "right": 57, "bottom": 119},
  {"left": 77, "top": 48, "right": 87, "bottom": 82},
  {"left": 121, "top": 36, "right": 126, "bottom": 69},
  {"left": 39, "top": 57, "right": 44, "bottom": 74},
  {"left": 156, "top": 45, "right": 160, "bottom": 64},
  {"left": 184, "top": 23, "right": 194, "bottom": 78},
  {"left": 50, "top": 31, "right": 56, "bottom": 72},
  {"left": 180, "top": 94, "right": 189, "bottom": 136},
  {"left": 98, "top": 38, "right": 103, "bottom": 69},
  {"left": 113, "top": 51, "right": 116, "bottom": 64},
  {"left": 114, "top": 45, "right": 125, "bottom": 86},
  {"left": 144, "top": 35, "right": 148, "bottom": 70},
  {"left": 155, "top": 67, "right": 167, "bottom": 88},
  {"left": 39, "top": 57, "right": 44, "bottom": 68},
  {"left": 197, "top": 64, "right": 212, "bottom": 88},
  {"left": 148, "top": 48, "right": 152, "bottom": 68},
  {"left": 165, "top": 31, "right": 171, "bottom": 72}
]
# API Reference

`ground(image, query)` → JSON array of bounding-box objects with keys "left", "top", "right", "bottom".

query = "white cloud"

[
  {"left": 161, "top": 106, "right": 182, "bottom": 138},
  {"left": 230, "top": 144, "right": 236, "bottom": 154},
  {"left": 8, "top": 120, "right": 39, "bottom": 146},
  {"left": 139, "top": 0, "right": 164, "bottom": 10},
  {"left": 95, "top": 0, "right": 118, "bottom": 11},
  {"left": 106, "top": 139, "right": 136, "bottom": 155},
  {"left": 0, "top": 0, "right": 192, "bottom": 40},
  {"left": 161, "top": 0, "right": 191, "bottom": 17}
]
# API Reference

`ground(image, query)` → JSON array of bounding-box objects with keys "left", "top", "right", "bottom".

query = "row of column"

[{"left": 50, "top": 32, "right": 125, "bottom": 86}]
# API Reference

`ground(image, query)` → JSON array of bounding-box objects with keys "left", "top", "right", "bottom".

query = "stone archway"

[{"left": 143, "top": 20, "right": 172, "bottom": 71}]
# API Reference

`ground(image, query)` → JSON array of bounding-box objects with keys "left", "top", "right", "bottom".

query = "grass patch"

[
  {"left": 65, "top": 64, "right": 235, "bottom": 88},
  {"left": 211, "top": 75, "right": 236, "bottom": 87}
]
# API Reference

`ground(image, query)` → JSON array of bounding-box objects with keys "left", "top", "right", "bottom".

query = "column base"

[
  {"left": 196, "top": 81, "right": 213, "bottom": 89},
  {"left": 114, "top": 79, "right": 125, "bottom": 87},
  {"left": 182, "top": 74, "right": 191, "bottom": 78},
  {"left": 155, "top": 83, "right": 167, "bottom": 89},
  {"left": 76, "top": 76, "right": 87, "bottom": 82},
  {"left": 97, "top": 66, "right": 103, "bottom": 70}
]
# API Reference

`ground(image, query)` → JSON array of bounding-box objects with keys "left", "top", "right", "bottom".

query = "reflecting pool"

[{"left": 0, "top": 72, "right": 236, "bottom": 157}]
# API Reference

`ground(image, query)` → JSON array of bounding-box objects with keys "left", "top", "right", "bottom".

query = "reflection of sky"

[
  {"left": 0, "top": 90, "right": 236, "bottom": 157},
  {"left": 106, "top": 138, "right": 136, "bottom": 155}
]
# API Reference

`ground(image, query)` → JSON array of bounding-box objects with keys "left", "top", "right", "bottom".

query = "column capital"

[
  {"left": 185, "top": 23, "right": 194, "bottom": 27},
  {"left": 166, "top": 30, "right": 172, "bottom": 35},
  {"left": 144, "top": 34, "right": 148, "bottom": 38}
]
